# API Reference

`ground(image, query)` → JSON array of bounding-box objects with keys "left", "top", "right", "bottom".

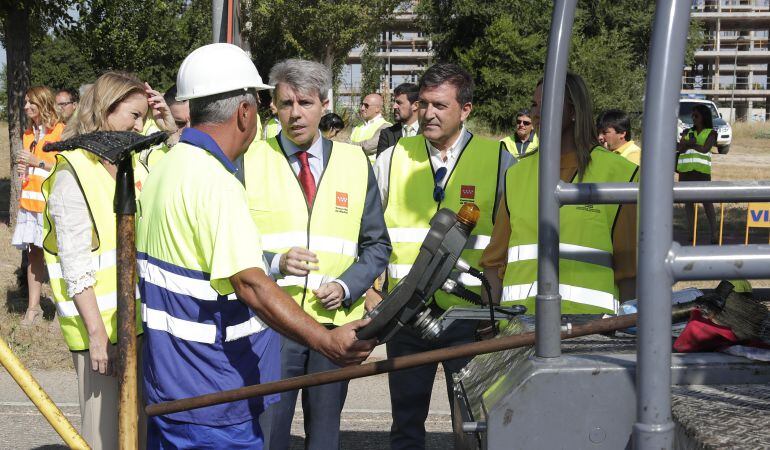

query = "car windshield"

[{"left": 679, "top": 102, "right": 720, "bottom": 124}]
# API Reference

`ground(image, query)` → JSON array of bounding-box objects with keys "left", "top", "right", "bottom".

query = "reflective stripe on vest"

[
  {"left": 501, "top": 147, "right": 638, "bottom": 315},
  {"left": 42, "top": 149, "right": 144, "bottom": 351},
  {"left": 244, "top": 137, "right": 369, "bottom": 326},
  {"left": 384, "top": 134, "right": 502, "bottom": 309},
  {"left": 263, "top": 117, "right": 282, "bottom": 140},
  {"left": 20, "top": 123, "right": 64, "bottom": 213},
  {"left": 677, "top": 128, "right": 712, "bottom": 175},
  {"left": 350, "top": 117, "right": 390, "bottom": 143}
]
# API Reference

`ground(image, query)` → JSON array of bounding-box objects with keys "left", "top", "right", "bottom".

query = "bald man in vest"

[
  {"left": 351, "top": 93, "right": 391, "bottom": 159},
  {"left": 373, "top": 62, "right": 515, "bottom": 450}
]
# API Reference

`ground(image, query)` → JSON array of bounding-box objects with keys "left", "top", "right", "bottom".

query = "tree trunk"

[{"left": 4, "top": 1, "right": 31, "bottom": 227}]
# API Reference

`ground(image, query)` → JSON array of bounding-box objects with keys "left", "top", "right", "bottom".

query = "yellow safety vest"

[
  {"left": 384, "top": 134, "right": 502, "bottom": 310},
  {"left": 263, "top": 117, "right": 281, "bottom": 140},
  {"left": 243, "top": 138, "right": 369, "bottom": 326},
  {"left": 350, "top": 116, "right": 391, "bottom": 144},
  {"left": 42, "top": 149, "right": 144, "bottom": 351},
  {"left": 501, "top": 147, "right": 639, "bottom": 315},
  {"left": 677, "top": 128, "right": 712, "bottom": 175},
  {"left": 501, "top": 132, "right": 539, "bottom": 157}
]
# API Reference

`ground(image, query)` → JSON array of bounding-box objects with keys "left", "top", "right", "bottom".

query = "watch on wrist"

[{"left": 38, "top": 160, "right": 45, "bottom": 169}]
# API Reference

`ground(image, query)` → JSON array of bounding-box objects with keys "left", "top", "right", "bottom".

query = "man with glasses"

[
  {"left": 372, "top": 62, "right": 515, "bottom": 450},
  {"left": 55, "top": 88, "right": 79, "bottom": 122},
  {"left": 351, "top": 93, "right": 391, "bottom": 160},
  {"left": 501, "top": 109, "right": 539, "bottom": 157}
]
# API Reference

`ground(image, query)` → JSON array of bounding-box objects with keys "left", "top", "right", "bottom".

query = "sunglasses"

[
  {"left": 516, "top": 120, "right": 532, "bottom": 126},
  {"left": 361, "top": 103, "right": 371, "bottom": 109},
  {"left": 433, "top": 167, "right": 447, "bottom": 203}
]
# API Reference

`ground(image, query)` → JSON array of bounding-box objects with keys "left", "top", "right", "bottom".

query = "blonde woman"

[
  {"left": 13, "top": 86, "right": 64, "bottom": 325},
  {"left": 481, "top": 72, "right": 640, "bottom": 317},
  {"left": 42, "top": 71, "right": 176, "bottom": 449}
]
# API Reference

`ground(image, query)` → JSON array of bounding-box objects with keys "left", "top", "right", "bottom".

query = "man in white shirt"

[
  {"left": 377, "top": 83, "right": 420, "bottom": 156},
  {"left": 372, "top": 63, "right": 515, "bottom": 450},
  {"left": 350, "top": 93, "right": 391, "bottom": 157}
]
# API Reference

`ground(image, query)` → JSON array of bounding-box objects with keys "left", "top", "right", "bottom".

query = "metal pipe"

[
  {"left": 556, "top": 180, "right": 770, "bottom": 205},
  {"left": 211, "top": 0, "right": 225, "bottom": 43},
  {"left": 536, "top": 0, "right": 578, "bottom": 359},
  {"left": 146, "top": 308, "right": 694, "bottom": 417},
  {"left": 0, "top": 337, "right": 90, "bottom": 449},
  {"left": 634, "top": 0, "right": 691, "bottom": 448},
  {"left": 669, "top": 243, "right": 770, "bottom": 280},
  {"left": 115, "top": 155, "right": 138, "bottom": 450}
]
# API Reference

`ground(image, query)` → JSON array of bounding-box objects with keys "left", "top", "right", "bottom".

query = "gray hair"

[
  {"left": 189, "top": 89, "right": 257, "bottom": 126},
  {"left": 269, "top": 59, "right": 331, "bottom": 102}
]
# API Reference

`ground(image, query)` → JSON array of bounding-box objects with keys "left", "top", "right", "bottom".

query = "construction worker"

[
  {"left": 351, "top": 93, "right": 391, "bottom": 161},
  {"left": 677, "top": 103, "right": 718, "bottom": 243},
  {"left": 597, "top": 109, "right": 641, "bottom": 165},
  {"left": 244, "top": 58, "right": 391, "bottom": 450},
  {"left": 42, "top": 71, "right": 177, "bottom": 450},
  {"left": 136, "top": 44, "right": 375, "bottom": 449},
  {"left": 13, "top": 86, "right": 64, "bottom": 326},
  {"left": 500, "top": 109, "right": 539, "bottom": 157},
  {"left": 263, "top": 101, "right": 282, "bottom": 139},
  {"left": 481, "top": 72, "right": 639, "bottom": 316},
  {"left": 376, "top": 82, "right": 420, "bottom": 156},
  {"left": 373, "top": 62, "right": 515, "bottom": 450}
]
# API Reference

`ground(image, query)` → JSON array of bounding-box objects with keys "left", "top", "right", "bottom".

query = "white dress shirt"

[{"left": 402, "top": 120, "right": 420, "bottom": 138}]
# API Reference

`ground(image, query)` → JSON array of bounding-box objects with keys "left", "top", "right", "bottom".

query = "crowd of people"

[{"left": 9, "top": 41, "right": 721, "bottom": 450}]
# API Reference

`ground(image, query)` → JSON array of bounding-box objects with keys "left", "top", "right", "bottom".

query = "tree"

[
  {"left": 360, "top": 37, "right": 384, "bottom": 100},
  {"left": 30, "top": 33, "right": 99, "bottom": 90},
  {"left": 69, "top": 0, "right": 210, "bottom": 91},
  {"left": 1, "top": 0, "right": 76, "bottom": 224},
  {"left": 242, "top": 0, "right": 403, "bottom": 82}
]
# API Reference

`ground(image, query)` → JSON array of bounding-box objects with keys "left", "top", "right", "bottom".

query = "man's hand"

[
  {"left": 314, "top": 282, "right": 344, "bottom": 310},
  {"left": 364, "top": 288, "right": 383, "bottom": 313},
  {"left": 279, "top": 247, "right": 319, "bottom": 276},
  {"left": 145, "top": 82, "right": 177, "bottom": 134},
  {"left": 316, "top": 318, "right": 376, "bottom": 366},
  {"left": 88, "top": 329, "right": 115, "bottom": 376}
]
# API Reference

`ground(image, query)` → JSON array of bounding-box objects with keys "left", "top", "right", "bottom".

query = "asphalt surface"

[{"left": 0, "top": 345, "right": 454, "bottom": 449}]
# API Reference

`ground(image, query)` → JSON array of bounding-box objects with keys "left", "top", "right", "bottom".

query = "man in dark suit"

[{"left": 376, "top": 83, "right": 420, "bottom": 157}]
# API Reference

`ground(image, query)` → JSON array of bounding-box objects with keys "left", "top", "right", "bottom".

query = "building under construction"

[{"left": 683, "top": 0, "right": 770, "bottom": 121}]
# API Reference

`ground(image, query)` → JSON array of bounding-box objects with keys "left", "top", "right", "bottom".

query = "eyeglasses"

[
  {"left": 361, "top": 103, "right": 371, "bottom": 109},
  {"left": 516, "top": 120, "right": 532, "bottom": 126},
  {"left": 56, "top": 102, "right": 75, "bottom": 107},
  {"left": 433, "top": 167, "right": 447, "bottom": 203}
]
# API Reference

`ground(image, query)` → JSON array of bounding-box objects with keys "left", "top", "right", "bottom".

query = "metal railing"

[{"left": 540, "top": 1, "right": 770, "bottom": 448}]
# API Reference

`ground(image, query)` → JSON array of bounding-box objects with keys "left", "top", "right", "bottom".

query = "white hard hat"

[{"left": 176, "top": 43, "right": 273, "bottom": 101}]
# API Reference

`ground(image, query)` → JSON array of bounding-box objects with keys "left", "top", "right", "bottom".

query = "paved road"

[{"left": 0, "top": 345, "right": 454, "bottom": 449}]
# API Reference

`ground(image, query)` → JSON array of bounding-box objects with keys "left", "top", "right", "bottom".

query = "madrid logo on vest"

[
  {"left": 460, "top": 185, "right": 476, "bottom": 204},
  {"left": 335, "top": 191, "right": 349, "bottom": 214}
]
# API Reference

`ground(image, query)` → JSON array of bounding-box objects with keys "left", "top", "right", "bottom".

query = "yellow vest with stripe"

[
  {"left": 42, "top": 149, "right": 144, "bottom": 351},
  {"left": 350, "top": 116, "right": 391, "bottom": 143},
  {"left": 501, "top": 147, "right": 639, "bottom": 315},
  {"left": 384, "top": 134, "right": 502, "bottom": 310},
  {"left": 244, "top": 137, "right": 368, "bottom": 326},
  {"left": 677, "top": 128, "right": 712, "bottom": 175},
  {"left": 263, "top": 117, "right": 281, "bottom": 140},
  {"left": 501, "top": 132, "right": 539, "bottom": 157}
]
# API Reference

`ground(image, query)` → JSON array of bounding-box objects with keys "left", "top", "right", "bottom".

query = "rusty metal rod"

[
  {"left": 116, "top": 155, "right": 138, "bottom": 450},
  {"left": 146, "top": 306, "right": 695, "bottom": 417}
]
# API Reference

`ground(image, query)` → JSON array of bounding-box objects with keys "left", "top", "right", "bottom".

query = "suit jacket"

[{"left": 376, "top": 123, "right": 403, "bottom": 157}]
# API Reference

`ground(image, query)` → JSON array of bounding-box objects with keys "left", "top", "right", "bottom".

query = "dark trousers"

[
  {"left": 260, "top": 335, "right": 349, "bottom": 450},
  {"left": 387, "top": 321, "right": 476, "bottom": 450}
]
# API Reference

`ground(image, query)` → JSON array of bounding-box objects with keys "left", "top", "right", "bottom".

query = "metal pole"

[
  {"left": 634, "top": 0, "right": 691, "bottom": 448},
  {"left": 669, "top": 243, "right": 770, "bottom": 280},
  {"left": 556, "top": 180, "right": 770, "bottom": 205},
  {"left": 116, "top": 155, "right": 138, "bottom": 450},
  {"left": 211, "top": 0, "right": 225, "bottom": 44},
  {"left": 536, "top": 0, "right": 577, "bottom": 359},
  {"left": 0, "top": 337, "right": 90, "bottom": 449}
]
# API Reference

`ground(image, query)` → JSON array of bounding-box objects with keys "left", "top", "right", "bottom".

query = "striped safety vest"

[
  {"left": 677, "top": 128, "right": 713, "bottom": 175},
  {"left": 501, "top": 132, "right": 539, "bottom": 157},
  {"left": 384, "top": 134, "right": 502, "bottom": 310},
  {"left": 351, "top": 116, "right": 391, "bottom": 163},
  {"left": 243, "top": 137, "right": 369, "bottom": 326},
  {"left": 42, "top": 149, "right": 144, "bottom": 351},
  {"left": 20, "top": 122, "right": 64, "bottom": 213},
  {"left": 263, "top": 116, "right": 282, "bottom": 140},
  {"left": 501, "top": 148, "right": 639, "bottom": 315}
]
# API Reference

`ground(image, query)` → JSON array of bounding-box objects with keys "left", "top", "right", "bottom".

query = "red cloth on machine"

[{"left": 673, "top": 309, "right": 770, "bottom": 352}]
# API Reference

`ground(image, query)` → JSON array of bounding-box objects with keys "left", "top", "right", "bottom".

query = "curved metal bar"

[
  {"left": 536, "top": 0, "right": 578, "bottom": 359},
  {"left": 634, "top": 1, "right": 692, "bottom": 448}
]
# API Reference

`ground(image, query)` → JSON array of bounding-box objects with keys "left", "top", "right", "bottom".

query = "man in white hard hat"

[{"left": 136, "top": 43, "right": 376, "bottom": 449}]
